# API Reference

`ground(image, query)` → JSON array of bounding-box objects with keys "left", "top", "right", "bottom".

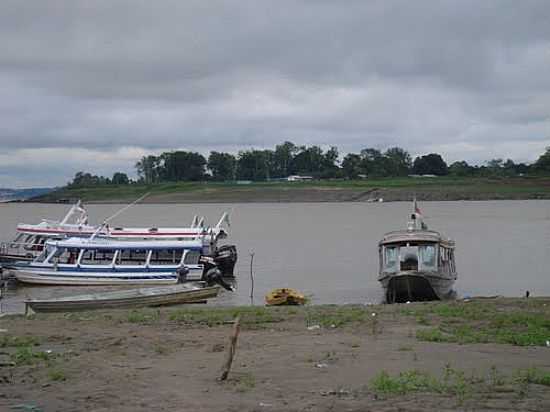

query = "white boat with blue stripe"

[{"left": 8, "top": 237, "right": 204, "bottom": 285}]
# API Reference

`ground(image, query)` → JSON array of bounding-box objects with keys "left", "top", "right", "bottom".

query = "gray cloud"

[{"left": 0, "top": 0, "right": 549, "bottom": 186}]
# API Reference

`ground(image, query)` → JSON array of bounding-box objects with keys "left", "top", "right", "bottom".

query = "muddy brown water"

[{"left": 0, "top": 201, "right": 548, "bottom": 313}]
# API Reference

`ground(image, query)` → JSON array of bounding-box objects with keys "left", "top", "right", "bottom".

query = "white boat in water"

[
  {"left": 378, "top": 200, "right": 457, "bottom": 303},
  {"left": 7, "top": 237, "right": 212, "bottom": 286},
  {"left": 0, "top": 201, "right": 237, "bottom": 276}
]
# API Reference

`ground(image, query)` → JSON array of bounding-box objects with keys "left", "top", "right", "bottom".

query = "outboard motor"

[
  {"left": 213, "top": 245, "right": 237, "bottom": 277},
  {"left": 203, "top": 267, "right": 234, "bottom": 291}
]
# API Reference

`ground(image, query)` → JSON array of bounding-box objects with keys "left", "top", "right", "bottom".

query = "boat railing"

[
  {"left": 382, "top": 229, "right": 442, "bottom": 238},
  {"left": 0, "top": 241, "right": 44, "bottom": 255}
]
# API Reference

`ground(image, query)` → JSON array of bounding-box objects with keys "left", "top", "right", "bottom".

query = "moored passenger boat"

[
  {"left": 0, "top": 201, "right": 237, "bottom": 276},
  {"left": 378, "top": 201, "right": 457, "bottom": 303},
  {"left": 7, "top": 237, "right": 208, "bottom": 286}
]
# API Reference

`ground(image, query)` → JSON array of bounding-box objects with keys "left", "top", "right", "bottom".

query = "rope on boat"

[
  {"left": 103, "top": 192, "right": 151, "bottom": 224},
  {"left": 90, "top": 192, "right": 151, "bottom": 240}
]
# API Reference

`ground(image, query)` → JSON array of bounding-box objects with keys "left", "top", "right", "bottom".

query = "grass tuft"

[
  {"left": 0, "top": 335, "right": 40, "bottom": 348},
  {"left": 48, "top": 368, "right": 67, "bottom": 381},
  {"left": 168, "top": 306, "right": 285, "bottom": 326},
  {"left": 406, "top": 301, "right": 550, "bottom": 346},
  {"left": 11, "top": 347, "right": 55, "bottom": 366},
  {"left": 370, "top": 366, "right": 550, "bottom": 400},
  {"left": 126, "top": 309, "right": 160, "bottom": 324}
]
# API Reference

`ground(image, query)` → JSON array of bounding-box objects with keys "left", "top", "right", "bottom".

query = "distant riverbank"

[{"left": 29, "top": 177, "right": 550, "bottom": 203}]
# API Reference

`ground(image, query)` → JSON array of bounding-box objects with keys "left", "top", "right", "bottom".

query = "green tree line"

[{"left": 68, "top": 144, "right": 550, "bottom": 187}]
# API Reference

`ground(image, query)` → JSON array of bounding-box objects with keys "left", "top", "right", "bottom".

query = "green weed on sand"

[{"left": 404, "top": 301, "right": 550, "bottom": 346}]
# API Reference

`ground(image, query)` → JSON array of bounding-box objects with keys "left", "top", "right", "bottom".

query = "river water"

[{"left": 0, "top": 201, "right": 548, "bottom": 313}]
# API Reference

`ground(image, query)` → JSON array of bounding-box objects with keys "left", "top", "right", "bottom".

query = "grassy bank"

[
  {"left": 32, "top": 176, "right": 550, "bottom": 203},
  {"left": 1, "top": 298, "right": 550, "bottom": 411}
]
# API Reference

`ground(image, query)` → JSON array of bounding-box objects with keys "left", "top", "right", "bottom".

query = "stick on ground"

[{"left": 219, "top": 316, "right": 241, "bottom": 381}]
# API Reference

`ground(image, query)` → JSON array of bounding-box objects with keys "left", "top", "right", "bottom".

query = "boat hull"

[
  {"left": 8, "top": 266, "right": 205, "bottom": 286},
  {"left": 379, "top": 272, "right": 456, "bottom": 303},
  {"left": 25, "top": 285, "right": 220, "bottom": 312}
]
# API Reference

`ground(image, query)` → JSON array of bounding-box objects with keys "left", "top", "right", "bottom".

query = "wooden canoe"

[{"left": 24, "top": 284, "right": 220, "bottom": 313}]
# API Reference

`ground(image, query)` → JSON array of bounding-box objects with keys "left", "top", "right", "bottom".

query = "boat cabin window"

[
  {"left": 80, "top": 249, "right": 116, "bottom": 265},
  {"left": 383, "top": 246, "right": 399, "bottom": 273},
  {"left": 400, "top": 246, "right": 418, "bottom": 271},
  {"left": 50, "top": 247, "right": 81, "bottom": 265},
  {"left": 418, "top": 244, "right": 437, "bottom": 271},
  {"left": 116, "top": 249, "right": 149, "bottom": 266},
  {"left": 183, "top": 250, "right": 201, "bottom": 265},
  {"left": 149, "top": 249, "right": 184, "bottom": 265}
]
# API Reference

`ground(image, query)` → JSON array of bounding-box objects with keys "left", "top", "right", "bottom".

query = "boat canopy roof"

[
  {"left": 16, "top": 222, "right": 225, "bottom": 236},
  {"left": 379, "top": 229, "right": 455, "bottom": 248},
  {"left": 45, "top": 237, "right": 204, "bottom": 250}
]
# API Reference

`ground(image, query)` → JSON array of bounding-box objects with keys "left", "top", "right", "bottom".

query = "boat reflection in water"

[{"left": 378, "top": 201, "right": 457, "bottom": 303}]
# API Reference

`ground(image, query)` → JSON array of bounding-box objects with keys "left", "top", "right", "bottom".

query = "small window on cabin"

[
  {"left": 183, "top": 250, "right": 201, "bottom": 265},
  {"left": 384, "top": 246, "right": 399, "bottom": 273},
  {"left": 441, "top": 247, "right": 450, "bottom": 263},
  {"left": 116, "top": 249, "right": 148, "bottom": 266},
  {"left": 81, "top": 249, "right": 116, "bottom": 265},
  {"left": 149, "top": 249, "right": 184, "bottom": 265},
  {"left": 52, "top": 247, "right": 80, "bottom": 264},
  {"left": 419, "top": 245, "right": 437, "bottom": 271}
]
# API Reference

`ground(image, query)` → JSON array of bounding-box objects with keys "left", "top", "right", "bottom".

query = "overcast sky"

[{"left": 1, "top": 1, "right": 549, "bottom": 187}]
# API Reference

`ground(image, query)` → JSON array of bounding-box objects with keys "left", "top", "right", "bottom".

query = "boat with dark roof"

[{"left": 378, "top": 201, "right": 457, "bottom": 303}]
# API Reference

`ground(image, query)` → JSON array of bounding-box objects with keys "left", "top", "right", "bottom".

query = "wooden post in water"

[
  {"left": 249, "top": 252, "right": 255, "bottom": 305},
  {"left": 219, "top": 316, "right": 241, "bottom": 381}
]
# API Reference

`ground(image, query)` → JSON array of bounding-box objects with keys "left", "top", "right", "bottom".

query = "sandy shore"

[{"left": 1, "top": 298, "right": 549, "bottom": 411}]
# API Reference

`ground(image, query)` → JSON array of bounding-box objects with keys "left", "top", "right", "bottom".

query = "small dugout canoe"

[{"left": 24, "top": 284, "right": 220, "bottom": 314}]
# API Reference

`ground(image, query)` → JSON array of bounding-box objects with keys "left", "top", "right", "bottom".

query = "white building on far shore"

[{"left": 286, "top": 175, "right": 314, "bottom": 182}]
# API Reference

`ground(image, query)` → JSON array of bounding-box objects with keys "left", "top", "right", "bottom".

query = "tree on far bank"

[
  {"left": 135, "top": 155, "right": 161, "bottom": 184},
  {"left": 341, "top": 153, "right": 362, "bottom": 179},
  {"left": 112, "top": 172, "right": 130, "bottom": 185},
  {"left": 208, "top": 151, "right": 237, "bottom": 181},
  {"left": 160, "top": 151, "right": 206, "bottom": 181},
  {"left": 236, "top": 150, "right": 274, "bottom": 180},
  {"left": 69, "top": 171, "right": 109, "bottom": 187},
  {"left": 273, "top": 141, "right": 298, "bottom": 177},
  {"left": 533, "top": 147, "right": 550, "bottom": 174},
  {"left": 412, "top": 153, "right": 448, "bottom": 175},
  {"left": 383, "top": 147, "right": 412, "bottom": 176},
  {"left": 448, "top": 161, "right": 474, "bottom": 176}
]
